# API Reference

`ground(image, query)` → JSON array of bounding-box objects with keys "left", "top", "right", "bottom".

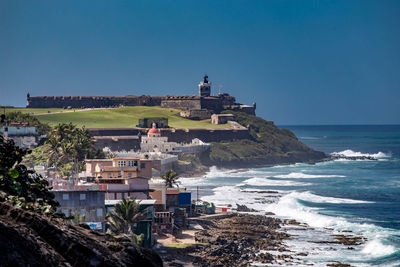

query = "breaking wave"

[
  {"left": 274, "top": 172, "right": 346, "bottom": 179},
  {"left": 264, "top": 191, "right": 398, "bottom": 259},
  {"left": 291, "top": 191, "right": 373, "bottom": 204},
  {"left": 331, "top": 149, "right": 391, "bottom": 159},
  {"left": 242, "top": 177, "right": 311, "bottom": 187}
]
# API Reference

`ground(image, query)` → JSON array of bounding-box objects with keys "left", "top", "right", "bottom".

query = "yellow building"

[{"left": 94, "top": 157, "right": 152, "bottom": 183}]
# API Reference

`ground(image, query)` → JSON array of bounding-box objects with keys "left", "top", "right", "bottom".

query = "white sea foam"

[
  {"left": 242, "top": 177, "right": 311, "bottom": 186},
  {"left": 292, "top": 191, "right": 373, "bottom": 204},
  {"left": 179, "top": 177, "right": 209, "bottom": 186},
  {"left": 204, "top": 166, "right": 233, "bottom": 178},
  {"left": 200, "top": 186, "right": 260, "bottom": 209},
  {"left": 199, "top": 184, "right": 398, "bottom": 262},
  {"left": 274, "top": 172, "right": 346, "bottom": 179},
  {"left": 331, "top": 149, "right": 390, "bottom": 159},
  {"left": 263, "top": 191, "right": 398, "bottom": 259},
  {"left": 361, "top": 238, "right": 396, "bottom": 257}
]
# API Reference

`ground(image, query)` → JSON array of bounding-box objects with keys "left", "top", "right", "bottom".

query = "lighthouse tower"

[{"left": 198, "top": 74, "right": 211, "bottom": 97}]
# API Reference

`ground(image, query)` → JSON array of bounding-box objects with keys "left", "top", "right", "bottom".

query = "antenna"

[{"left": 218, "top": 84, "right": 223, "bottom": 95}]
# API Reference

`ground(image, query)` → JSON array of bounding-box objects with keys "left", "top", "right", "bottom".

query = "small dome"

[{"left": 148, "top": 128, "right": 160, "bottom": 134}]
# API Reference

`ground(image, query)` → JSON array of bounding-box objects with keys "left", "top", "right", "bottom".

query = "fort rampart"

[{"left": 26, "top": 95, "right": 162, "bottom": 108}]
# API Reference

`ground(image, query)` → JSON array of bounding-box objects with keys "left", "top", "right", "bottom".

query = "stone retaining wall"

[{"left": 88, "top": 128, "right": 252, "bottom": 143}]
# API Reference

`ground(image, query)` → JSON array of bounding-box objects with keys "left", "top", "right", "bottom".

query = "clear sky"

[{"left": 1, "top": 0, "right": 399, "bottom": 125}]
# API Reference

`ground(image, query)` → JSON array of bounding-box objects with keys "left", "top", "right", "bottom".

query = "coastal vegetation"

[
  {"left": 161, "top": 170, "right": 180, "bottom": 188},
  {"left": 107, "top": 198, "right": 148, "bottom": 234},
  {"left": 202, "top": 111, "right": 326, "bottom": 167},
  {"left": 4, "top": 111, "right": 51, "bottom": 135},
  {"left": 0, "top": 135, "right": 59, "bottom": 214},
  {"left": 23, "top": 123, "right": 105, "bottom": 177},
  {"left": 4, "top": 106, "right": 230, "bottom": 129}
]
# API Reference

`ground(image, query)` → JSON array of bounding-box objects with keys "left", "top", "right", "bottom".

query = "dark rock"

[
  {"left": 256, "top": 252, "right": 274, "bottom": 263},
  {"left": 78, "top": 223, "right": 91, "bottom": 230},
  {"left": 327, "top": 261, "right": 353, "bottom": 267},
  {"left": 0, "top": 201, "right": 162, "bottom": 267},
  {"left": 236, "top": 204, "right": 257, "bottom": 212}
]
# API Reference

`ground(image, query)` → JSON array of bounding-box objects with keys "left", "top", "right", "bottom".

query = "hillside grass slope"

[{"left": 4, "top": 107, "right": 229, "bottom": 129}]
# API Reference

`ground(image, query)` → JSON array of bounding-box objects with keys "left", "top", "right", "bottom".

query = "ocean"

[{"left": 180, "top": 125, "right": 400, "bottom": 266}]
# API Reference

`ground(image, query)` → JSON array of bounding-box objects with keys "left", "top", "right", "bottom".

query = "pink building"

[{"left": 82, "top": 157, "right": 153, "bottom": 200}]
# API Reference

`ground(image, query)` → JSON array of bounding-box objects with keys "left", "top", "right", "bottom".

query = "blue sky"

[{"left": 1, "top": 0, "right": 399, "bottom": 124}]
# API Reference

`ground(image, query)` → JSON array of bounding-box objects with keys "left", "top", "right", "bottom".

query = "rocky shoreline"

[
  {"left": 158, "top": 212, "right": 363, "bottom": 267},
  {"left": 158, "top": 213, "right": 290, "bottom": 266}
]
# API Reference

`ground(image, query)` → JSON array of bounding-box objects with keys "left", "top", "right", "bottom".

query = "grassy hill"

[{"left": 4, "top": 107, "right": 229, "bottom": 129}]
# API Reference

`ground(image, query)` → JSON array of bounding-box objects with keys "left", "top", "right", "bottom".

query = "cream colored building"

[{"left": 140, "top": 125, "right": 179, "bottom": 153}]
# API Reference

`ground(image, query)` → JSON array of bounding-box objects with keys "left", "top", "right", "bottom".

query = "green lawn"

[
  {"left": 4, "top": 108, "right": 69, "bottom": 115},
  {"left": 5, "top": 107, "right": 229, "bottom": 129}
]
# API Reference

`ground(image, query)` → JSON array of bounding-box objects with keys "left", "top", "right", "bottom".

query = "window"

[
  {"left": 128, "top": 160, "right": 138, "bottom": 167},
  {"left": 107, "top": 173, "right": 112, "bottom": 178},
  {"left": 97, "top": 208, "right": 103, "bottom": 217},
  {"left": 128, "top": 173, "right": 132, "bottom": 178},
  {"left": 80, "top": 209, "right": 86, "bottom": 216},
  {"left": 62, "top": 209, "right": 69, "bottom": 216},
  {"left": 117, "top": 160, "right": 126, "bottom": 167},
  {"left": 80, "top": 193, "right": 86, "bottom": 200},
  {"left": 140, "top": 163, "right": 146, "bottom": 168},
  {"left": 62, "top": 193, "right": 69, "bottom": 200}
]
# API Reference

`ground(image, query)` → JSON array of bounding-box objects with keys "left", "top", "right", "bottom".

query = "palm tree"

[
  {"left": 161, "top": 170, "right": 180, "bottom": 188},
  {"left": 107, "top": 198, "right": 148, "bottom": 234}
]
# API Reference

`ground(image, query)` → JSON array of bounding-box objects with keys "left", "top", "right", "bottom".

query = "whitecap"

[
  {"left": 290, "top": 191, "right": 373, "bottom": 204},
  {"left": 274, "top": 172, "right": 346, "bottom": 179},
  {"left": 242, "top": 177, "right": 311, "bottom": 187},
  {"left": 361, "top": 238, "right": 396, "bottom": 257},
  {"left": 331, "top": 149, "right": 391, "bottom": 159},
  {"left": 204, "top": 166, "right": 233, "bottom": 178}
]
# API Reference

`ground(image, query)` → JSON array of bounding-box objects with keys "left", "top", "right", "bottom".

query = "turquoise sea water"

[{"left": 180, "top": 125, "right": 400, "bottom": 266}]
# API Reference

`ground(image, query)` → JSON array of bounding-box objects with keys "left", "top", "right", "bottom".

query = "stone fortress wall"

[
  {"left": 160, "top": 95, "right": 202, "bottom": 110},
  {"left": 26, "top": 75, "right": 256, "bottom": 115},
  {"left": 26, "top": 95, "right": 163, "bottom": 108}
]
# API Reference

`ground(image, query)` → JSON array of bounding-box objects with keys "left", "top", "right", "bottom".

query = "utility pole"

[{"left": 197, "top": 186, "right": 199, "bottom": 203}]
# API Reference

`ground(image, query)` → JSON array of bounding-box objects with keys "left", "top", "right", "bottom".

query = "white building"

[
  {"left": 140, "top": 123, "right": 210, "bottom": 155},
  {"left": 1, "top": 126, "right": 39, "bottom": 148},
  {"left": 141, "top": 125, "right": 178, "bottom": 153}
]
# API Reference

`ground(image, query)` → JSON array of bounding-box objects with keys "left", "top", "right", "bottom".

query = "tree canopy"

[
  {"left": 107, "top": 198, "right": 148, "bottom": 234},
  {"left": 4, "top": 111, "right": 51, "bottom": 135},
  {"left": 24, "top": 123, "right": 105, "bottom": 178},
  {"left": 0, "top": 135, "right": 58, "bottom": 214},
  {"left": 161, "top": 170, "right": 179, "bottom": 188}
]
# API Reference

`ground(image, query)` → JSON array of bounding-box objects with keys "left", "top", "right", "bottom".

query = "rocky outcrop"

[
  {"left": 203, "top": 111, "right": 328, "bottom": 168},
  {"left": 236, "top": 204, "right": 257, "bottom": 212},
  {"left": 160, "top": 213, "right": 290, "bottom": 267},
  {"left": 0, "top": 201, "right": 162, "bottom": 267}
]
